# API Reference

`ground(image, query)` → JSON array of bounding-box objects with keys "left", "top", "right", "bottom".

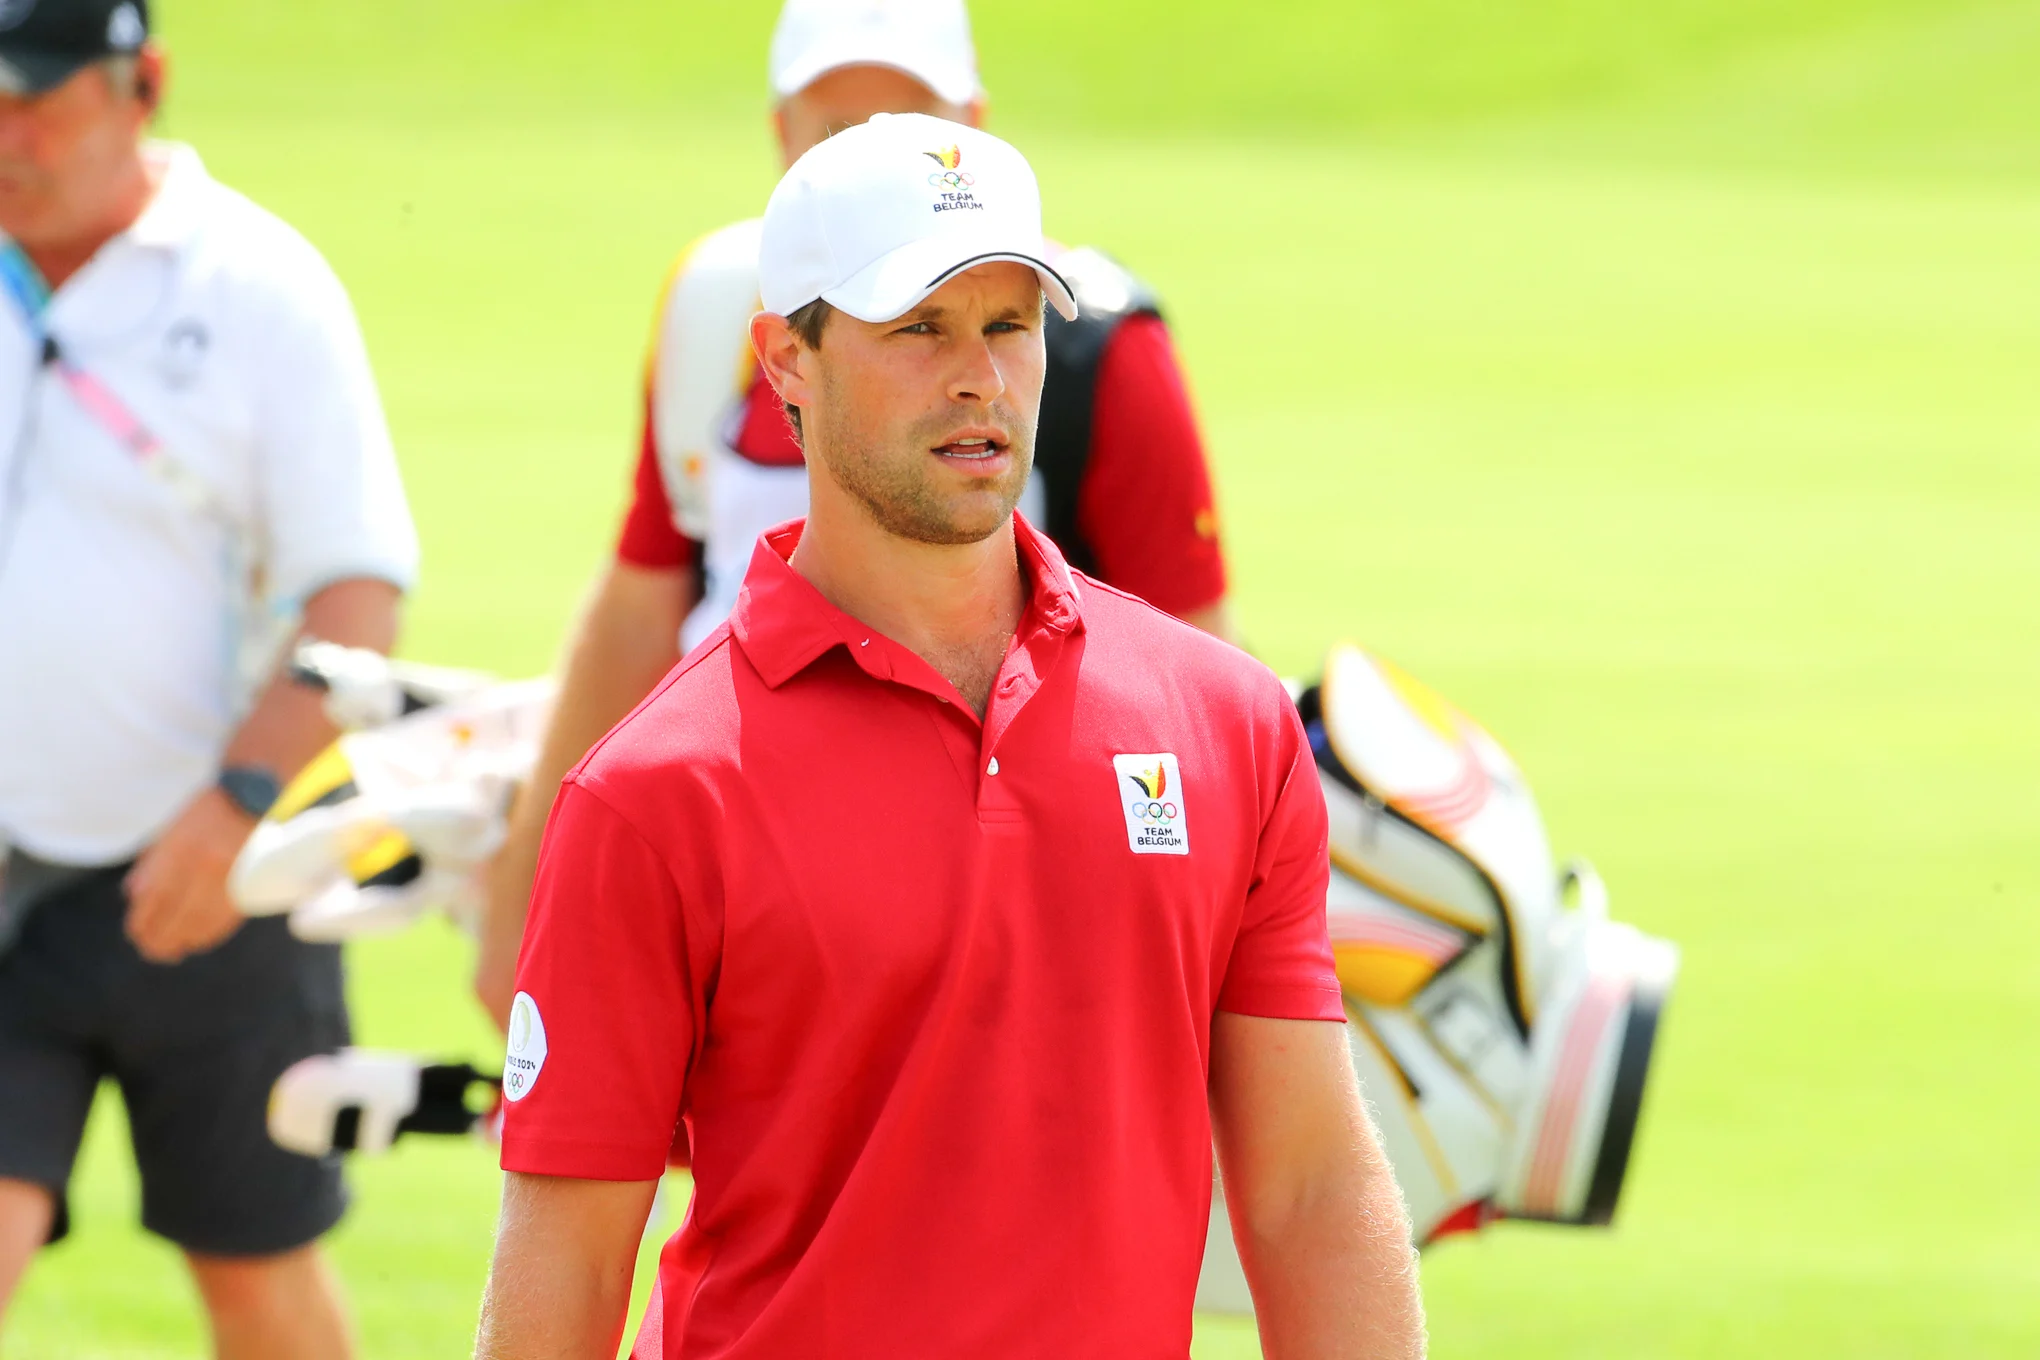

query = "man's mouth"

[{"left": 934, "top": 435, "right": 1006, "bottom": 461}]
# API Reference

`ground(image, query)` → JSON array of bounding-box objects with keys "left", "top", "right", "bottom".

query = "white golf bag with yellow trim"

[
  {"left": 229, "top": 643, "right": 554, "bottom": 942},
  {"left": 1194, "top": 644, "right": 1678, "bottom": 1312}
]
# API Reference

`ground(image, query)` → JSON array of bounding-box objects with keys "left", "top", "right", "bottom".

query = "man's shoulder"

[
  {"left": 573, "top": 625, "right": 752, "bottom": 794},
  {"left": 646, "top": 217, "right": 764, "bottom": 401},
  {"left": 177, "top": 170, "right": 342, "bottom": 294},
  {"left": 654, "top": 217, "right": 762, "bottom": 312},
  {"left": 1074, "top": 575, "right": 1278, "bottom": 704},
  {"left": 155, "top": 173, "right": 365, "bottom": 355}
]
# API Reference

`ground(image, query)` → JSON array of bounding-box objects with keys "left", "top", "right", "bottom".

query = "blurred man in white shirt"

[{"left": 0, "top": 4, "right": 415, "bottom": 1355}]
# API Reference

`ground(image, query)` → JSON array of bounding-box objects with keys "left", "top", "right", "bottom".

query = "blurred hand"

[
  {"left": 473, "top": 836, "right": 540, "bottom": 1034},
  {"left": 125, "top": 788, "right": 258, "bottom": 964}
]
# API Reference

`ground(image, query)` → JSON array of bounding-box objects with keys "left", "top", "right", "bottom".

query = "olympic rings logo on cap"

[
  {"left": 1129, "top": 800, "right": 1180, "bottom": 822},
  {"left": 923, "top": 146, "right": 975, "bottom": 192}
]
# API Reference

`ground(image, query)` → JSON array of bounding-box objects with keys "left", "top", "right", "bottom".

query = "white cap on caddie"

[
  {"left": 758, "top": 112, "right": 1078, "bottom": 325},
  {"left": 769, "top": 0, "right": 981, "bottom": 106}
]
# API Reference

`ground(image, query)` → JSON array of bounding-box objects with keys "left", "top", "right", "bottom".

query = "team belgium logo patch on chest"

[{"left": 1114, "top": 753, "right": 1189, "bottom": 855}]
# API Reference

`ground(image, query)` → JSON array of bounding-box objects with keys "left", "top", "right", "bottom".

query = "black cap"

[{"left": 0, "top": 0, "right": 149, "bottom": 97}]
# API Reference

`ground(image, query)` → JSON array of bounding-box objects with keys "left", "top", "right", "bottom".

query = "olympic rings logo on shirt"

[
  {"left": 928, "top": 170, "right": 975, "bottom": 190},
  {"left": 1130, "top": 800, "right": 1180, "bottom": 822}
]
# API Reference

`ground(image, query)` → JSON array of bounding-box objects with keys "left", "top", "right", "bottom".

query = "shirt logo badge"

[
  {"left": 503, "top": 991, "right": 548, "bottom": 1101},
  {"left": 159, "top": 318, "right": 209, "bottom": 389},
  {"left": 1114, "top": 753, "right": 1188, "bottom": 855}
]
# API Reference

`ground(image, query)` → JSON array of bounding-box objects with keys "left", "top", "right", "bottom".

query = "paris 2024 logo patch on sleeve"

[
  {"left": 503, "top": 992, "right": 548, "bottom": 1101},
  {"left": 1114, "top": 753, "right": 1189, "bottom": 855}
]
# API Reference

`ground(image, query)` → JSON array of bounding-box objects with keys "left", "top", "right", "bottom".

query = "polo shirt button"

[{"left": 987, "top": 757, "right": 1000, "bottom": 776}]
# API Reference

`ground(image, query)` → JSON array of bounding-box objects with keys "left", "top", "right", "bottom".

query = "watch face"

[{"left": 219, "top": 766, "right": 282, "bottom": 819}]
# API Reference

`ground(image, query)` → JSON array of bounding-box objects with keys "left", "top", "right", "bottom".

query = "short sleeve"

[
  {"left": 1217, "top": 694, "right": 1343, "bottom": 1021},
  {"left": 252, "top": 251, "right": 418, "bottom": 604},
  {"left": 1075, "top": 316, "right": 1229, "bottom": 617},
  {"left": 500, "top": 777, "right": 700, "bottom": 1180}
]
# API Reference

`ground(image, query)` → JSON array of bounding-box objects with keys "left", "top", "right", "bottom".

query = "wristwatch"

[{"left": 217, "top": 765, "right": 283, "bottom": 821}]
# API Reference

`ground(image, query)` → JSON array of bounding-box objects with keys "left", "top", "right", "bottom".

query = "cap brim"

[
  {"left": 0, "top": 49, "right": 95, "bottom": 97},
  {"left": 821, "top": 234, "right": 1078, "bottom": 325},
  {"left": 773, "top": 42, "right": 980, "bottom": 107}
]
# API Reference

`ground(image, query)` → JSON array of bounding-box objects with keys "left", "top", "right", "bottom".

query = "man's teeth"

[{"left": 943, "top": 438, "right": 999, "bottom": 457}]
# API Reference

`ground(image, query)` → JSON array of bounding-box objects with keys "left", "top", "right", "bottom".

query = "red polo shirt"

[{"left": 502, "top": 516, "right": 1340, "bottom": 1359}]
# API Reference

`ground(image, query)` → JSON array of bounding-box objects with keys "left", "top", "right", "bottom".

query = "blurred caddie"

[
  {"left": 474, "top": 113, "right": 1423, "bottom": 1360},
  {"left": 0, "top": 2, "right": 416, "bottom": 1354},
  {"left": 474, "top": 0, "right": 1237, "bottom": 1029}
]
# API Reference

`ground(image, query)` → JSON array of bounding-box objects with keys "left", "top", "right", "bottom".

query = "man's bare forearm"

[
  {"left": 474, "top": 1173, "right": 656, "bottom": 1360},
  {"left": 1211, "top": 1013, "right": 1426, "bottom": 1359},
  {"left": 227, "top": 578, "right": 403, "bottom": 783},
  {"left": 1228, "top": 1117, "right": 1424, "bottom": 1357}
]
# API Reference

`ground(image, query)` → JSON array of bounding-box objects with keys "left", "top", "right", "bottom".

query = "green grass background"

[{"left": 10, "top": 0, "right": 2038, "bottom": 1354}]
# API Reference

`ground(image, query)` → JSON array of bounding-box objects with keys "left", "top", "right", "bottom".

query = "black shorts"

[{"left": 0, "top": 863, "right": 350, "bottom": 1255}]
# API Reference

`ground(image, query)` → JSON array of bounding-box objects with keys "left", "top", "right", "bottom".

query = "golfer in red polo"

[{"left": 476, "top": 113, "right": 1425, "bottom": 1360}]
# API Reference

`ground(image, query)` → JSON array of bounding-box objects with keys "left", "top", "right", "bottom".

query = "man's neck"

[
  {"left": 20, "top": 149, "right": 161, "bottom": 292},
  {"left": 790, "top": 498, "right": 1026, "bottom": 718}
]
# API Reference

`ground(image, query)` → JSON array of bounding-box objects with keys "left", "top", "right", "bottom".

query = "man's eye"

[
  {"left": 987, "top": 321, "right": 1026, "bottom": 334},
  {"left": 896, "top": 322, "right": 936, "bottom": 336}
]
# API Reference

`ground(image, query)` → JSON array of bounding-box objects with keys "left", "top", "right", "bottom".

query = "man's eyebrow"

[{"left": 893, "top": 296, "right": 1044, "bottom": 326}]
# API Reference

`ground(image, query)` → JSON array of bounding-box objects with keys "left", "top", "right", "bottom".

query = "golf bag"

[
  {"left": 1193, "top": 644, "right": 1678, "bottom": 1311},
  {"left": 228, "top": 643, "right": 554, "bottom": 942},
  {"left": 238, "top": 640, "right": 1677, "bottom": 1316}
]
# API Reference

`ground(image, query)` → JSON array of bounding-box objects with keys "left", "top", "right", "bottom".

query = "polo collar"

[
  {"left": 125, "top": 141, "right": 209, "bottom": 252},
  {"left": 731, "top": 514, "right": 1085, "bottom": 691}
]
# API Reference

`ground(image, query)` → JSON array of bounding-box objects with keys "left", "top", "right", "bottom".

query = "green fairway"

[{"left": 8, "top": 2, "right": 2037, "bottom": 1355}]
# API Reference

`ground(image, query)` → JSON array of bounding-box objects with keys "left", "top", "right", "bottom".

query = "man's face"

[
  {"left": 801, "top": 262, "right": 1046, "bottom": 547},
  {"left": 0, "top": 58, "right": 152, "bottom": 246},
  {"left": 775, "top": 63, "right": 979, "bottom": 167}
]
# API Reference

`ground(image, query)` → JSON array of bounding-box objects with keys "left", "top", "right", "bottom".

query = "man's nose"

[{"left": 946, "top": 333, "right": 1008, "bottom": 408}]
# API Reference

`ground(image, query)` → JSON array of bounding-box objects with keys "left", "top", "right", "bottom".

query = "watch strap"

[{"left": 217, "top": 765, "right": 283, "bottom": 821}]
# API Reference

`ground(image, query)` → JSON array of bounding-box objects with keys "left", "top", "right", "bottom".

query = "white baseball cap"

[
  {"left": 769, "top": 0, "right": 981, "bottom": 107},
  {"left": 759, "top": 112, "right": 1078, "bottom": 326}
]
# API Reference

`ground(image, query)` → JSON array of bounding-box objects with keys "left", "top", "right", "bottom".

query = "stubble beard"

[{"left": 813, "top": 379, "right": 1036, "bottom": 547}]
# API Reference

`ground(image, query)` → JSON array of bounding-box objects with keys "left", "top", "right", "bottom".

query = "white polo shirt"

[{"left": 0, "top": 143, "right": 418, "bottom": 864}]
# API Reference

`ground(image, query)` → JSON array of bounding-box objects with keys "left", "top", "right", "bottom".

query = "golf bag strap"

[{"left": 1036, "top": 248, "right": 1162, "bottom": 577}]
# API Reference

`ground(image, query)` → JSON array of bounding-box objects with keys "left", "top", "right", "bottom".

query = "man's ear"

[
  {"left": 134, "top": 46, "right": 167, "bottom": 115},
  {"left": 750, "top": 312, "right": 811, "bottom": 411}
]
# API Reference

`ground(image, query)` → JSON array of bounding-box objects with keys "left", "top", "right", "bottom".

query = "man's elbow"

[
  {"left": 302, "top": 577, "right": 404, "bottom": 654},
  {"left": 1229, "top": 1145, "right": 1406, "bottom": 1259}
]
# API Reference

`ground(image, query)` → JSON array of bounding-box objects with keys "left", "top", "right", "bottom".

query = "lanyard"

[
  {"left": 1, "top": 239, "right": 280, "bottom": 705},
  {"left": 1, "top": 239, "right": 220, "bottom": 518},
  {"left": 0, "top": 242, "right": 51, "bottom": 323}
]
